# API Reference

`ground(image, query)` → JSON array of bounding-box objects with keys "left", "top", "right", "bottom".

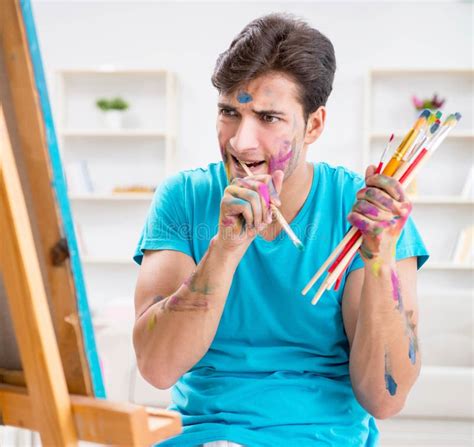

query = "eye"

[
  {"left": 219, "top": 108, "right": 238, "bottom": 118},
  {"left": 261, "top": 114, "right": 280, "bottom": 124}
]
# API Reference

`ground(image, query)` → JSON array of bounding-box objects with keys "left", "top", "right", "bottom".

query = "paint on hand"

[
  {"left": 147, "top": 312, "right": 157, "bottom": 331},
  {"left": 384, "top": 350, "right": 398, "bottom": 396},
  {"left": 360, "top": 243, "right": 374, "bottom": 260},
  {"left": 350, "top": 214, "right": 370, "bottom": 235},
  {"left": 237, "top": 91, "right": 253, "bottom": 103},
  {"left": 221, "top": 216, "right": 234, "bottom": 227},
  {"left": 365, "top": 188, "right": 397, "bottom": 214},
  {"left": 258, "top": 182, "right": 271, "bottom": 209},
  {"left": 357, "top": 200, "right": 380, "bottom": 217}
]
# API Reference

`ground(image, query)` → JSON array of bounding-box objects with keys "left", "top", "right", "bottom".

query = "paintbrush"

[
  {"left": 304, "top": 112, "right": 462, "bottom": 305},
  {"left": 237, "top": 159, "right": 304, "bottom": 251},
  {"left": 376, "top": 133, "right": 395, "bottom": 174},
  {"left": 382, "top": 109, "right": 431, "bottom": 176}
]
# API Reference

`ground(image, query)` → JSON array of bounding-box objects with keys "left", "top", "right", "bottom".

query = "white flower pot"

[{"left": 103, "top": 110, "right": 124, "bottom": 130}]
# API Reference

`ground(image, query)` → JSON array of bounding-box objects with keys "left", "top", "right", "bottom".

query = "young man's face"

[{"left": 216, "top": 72, "right": 309, "bottom": 182}]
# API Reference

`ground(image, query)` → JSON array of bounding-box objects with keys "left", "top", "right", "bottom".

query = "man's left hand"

[{"left": 347, "top": 165, "right": 412, "bottom": 262}]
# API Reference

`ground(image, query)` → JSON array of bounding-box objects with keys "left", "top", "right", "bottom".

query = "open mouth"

[{"left": 231, "top": 154, "right": 266, "bottom": 169}]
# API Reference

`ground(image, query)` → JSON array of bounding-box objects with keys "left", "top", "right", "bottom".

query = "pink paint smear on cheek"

[
  {"left": 258, "top": 183, "right": 271, "bottom": 208},
  {"left": 269, "top": 146, "right": 292, "bottom": 173}
]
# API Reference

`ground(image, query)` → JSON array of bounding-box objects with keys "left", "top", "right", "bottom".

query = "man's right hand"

[{"left": 216, "top": 169, "right": 284, "bottom": 252}]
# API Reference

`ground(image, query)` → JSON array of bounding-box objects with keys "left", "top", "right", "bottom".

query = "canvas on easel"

[{"left": 0, "top": 1, "right": 181, "bottom": 445}]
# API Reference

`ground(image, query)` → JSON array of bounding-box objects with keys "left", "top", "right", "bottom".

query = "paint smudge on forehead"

[{"left": 237, "top": 91, "right": 253, "bottom": 104}]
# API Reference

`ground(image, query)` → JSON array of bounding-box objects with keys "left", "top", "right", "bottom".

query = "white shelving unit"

[
  {"left": 364, "top": 68, "right": 473, "bottom": 445},
  {"left": 55, "top": 67, "right": 177, "bottom": 310}
]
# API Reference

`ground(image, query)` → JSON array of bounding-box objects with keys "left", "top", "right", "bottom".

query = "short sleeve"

[
  {"left": 347, "top": 215, "right": 430, "bottom": 273},
  {"left": 133, "top": 173, "right": 193, "bottom": 265}
]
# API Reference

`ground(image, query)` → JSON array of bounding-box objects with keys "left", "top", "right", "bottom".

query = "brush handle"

[{"left": 301, "top": 226, "right": 358, "bottom": 295}]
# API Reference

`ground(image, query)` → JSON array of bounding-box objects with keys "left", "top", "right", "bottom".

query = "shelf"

[
  {"left": 370, "top": 131, "right": 474, "bottom": 140},
  {"left": 423, "top": 262, "right": 473, "bottom": 271},
  {"left": 70, "top": 193, "right": 154, "bottom": 201},
  {"left": 410, "top": 196, "right": 473, "bottom": 205},
  {"left": 81, "top": 257, "right": 133, "bottom": 265},
  {"left": 370, "top": 68, "right": 473, "bottom": 76},
  {"left": 59, "top": 67, "right": 169, "bottom": 76},
  {"left": 401, "top": 365, "right": 473, "bottom": 419},
  {"left": 60, "top": 129, "right": 169, "bottom": 138},
  {"left": 419, "top": 290, "right": 473, "bottom": 299}
]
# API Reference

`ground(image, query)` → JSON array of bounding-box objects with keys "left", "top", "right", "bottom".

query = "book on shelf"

[
  {"left": 452, "top": 225, "right": 474, "bottom": 264},
  {"left": 65, "top": 160, "right": 94, "bottom": 194}
]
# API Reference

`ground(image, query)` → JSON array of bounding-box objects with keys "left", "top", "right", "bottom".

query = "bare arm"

[
  {"left": 342, "top": 257, "right": 420, "bottom": 419},
  {"left": 133, "top": 170, "right": 284, "bottom": 389},
  {"left": 343, "top": 164, "right": 420, "bottom": 418},
  {"left": 133, "top": 239, "right": 242, "bottom": 389}
]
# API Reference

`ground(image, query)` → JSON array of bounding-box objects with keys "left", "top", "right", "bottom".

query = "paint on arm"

[{"left": 384, "top": 349, "right": 398, "bottom": 396}]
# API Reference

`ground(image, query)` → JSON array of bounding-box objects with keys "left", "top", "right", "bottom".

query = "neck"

[{"left": 278, "top": 160, "right": 313, "bottom": 220}]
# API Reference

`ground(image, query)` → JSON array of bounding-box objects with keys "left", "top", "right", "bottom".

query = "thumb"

[
  {"left": 271, "top": 170, "right": 284, "bottom": 195},
  {"left": 365, "top": 164, "right": 376, "bottom": 181}
]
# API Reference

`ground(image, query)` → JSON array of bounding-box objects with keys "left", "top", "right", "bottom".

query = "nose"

[{"left": 229, "top": 116, "right": 259, "bottom": 155}]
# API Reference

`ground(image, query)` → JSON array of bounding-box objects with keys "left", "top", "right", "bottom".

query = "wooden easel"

[{"left": 0, "top": 1, "right": 181, "bottom": 445}]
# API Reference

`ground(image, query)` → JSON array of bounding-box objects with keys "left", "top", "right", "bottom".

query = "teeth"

[{"left": 232, "top": 155, "right": 264, "bottom": 168}]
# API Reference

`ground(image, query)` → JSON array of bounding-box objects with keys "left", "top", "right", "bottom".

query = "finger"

[
  {"left": 234, "top": 178, "right": 272, "bottom": 225},
  {"left": 347, "top": 211, "right": 391, "bottom": 237},
  {"left": 226, "top": 184, "right": 263, "bottom": 229},
  {"left": 222, "top": 195, "right": 254, "bottom": 231},
  {"left": 365, "top": 164, "right": 377, "bottom": 181},
  {"left": 356, "top": 187, "right": 401, "bottom": 214},
  {"left": 352, "top": 199, "right": 395, "bottom": 223},
  {"left": 237, "top": 173, "right": 282, "bottom": 207},
  {"left": 366, "top": 174, "right": 405, "bottom": 202},
  {"left": 271, "top": 170, "right": 284, "bottom": 196}
]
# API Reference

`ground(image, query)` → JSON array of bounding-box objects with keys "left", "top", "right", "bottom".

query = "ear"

[{"left": 303, "top": 106, "right": 326, "bottom": 145}]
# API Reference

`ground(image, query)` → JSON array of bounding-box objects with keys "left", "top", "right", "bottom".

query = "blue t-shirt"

[{"left": 133, "top": 161, "right": 429, "bottom": 447}]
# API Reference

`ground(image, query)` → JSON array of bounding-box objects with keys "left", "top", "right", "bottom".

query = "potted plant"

[
  {"left": 96, "top": 97, "right": 129, "bottom": 129},
  {"left": 411, "top": 93, "right": 445, "bottom": 112}
]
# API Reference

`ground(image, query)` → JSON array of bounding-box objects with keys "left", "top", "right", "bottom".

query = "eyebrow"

[{"left": 217, "top": 102, "right": 287, "bottom": 117}]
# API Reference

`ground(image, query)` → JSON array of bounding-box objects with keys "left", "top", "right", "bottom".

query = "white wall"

[
  {"left": 32, "top": 0, "right": 472, "bottom": 173},
  {"left": 3, "top": 4, "right": 467, "bottom": 445}
]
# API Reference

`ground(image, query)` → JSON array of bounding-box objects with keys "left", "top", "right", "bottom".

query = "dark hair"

[{"left": 211, "top": 13, "right": 336, "bottom": 121}]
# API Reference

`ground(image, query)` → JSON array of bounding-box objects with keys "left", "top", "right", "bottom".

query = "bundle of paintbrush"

[{"left": 302, "top": 109, "right": 462, "bottom": 305}]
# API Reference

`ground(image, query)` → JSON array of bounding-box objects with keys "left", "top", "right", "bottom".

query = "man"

[{"left": 133, "top": 13, "right": 428, "bottom": 447}]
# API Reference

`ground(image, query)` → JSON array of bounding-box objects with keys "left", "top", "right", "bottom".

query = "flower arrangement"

[{"left": 412, "top": 93, "right": 445, "bottom": 111}]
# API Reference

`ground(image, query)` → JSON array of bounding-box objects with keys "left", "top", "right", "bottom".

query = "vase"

[{"left": 103, "top": 110, "right": 123, "bottom": 130}]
